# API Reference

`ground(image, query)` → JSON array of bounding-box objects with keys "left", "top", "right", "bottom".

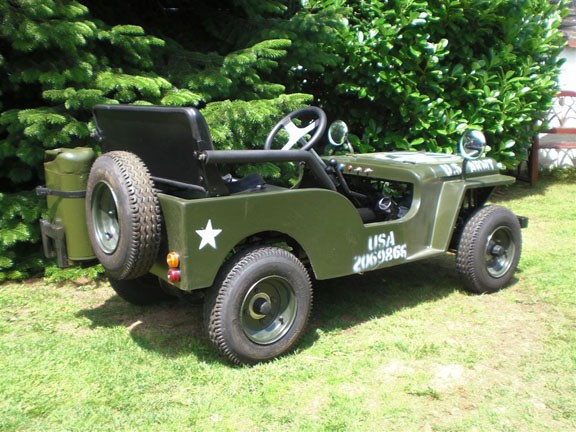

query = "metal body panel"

[{"left": 152, "top": 151, "right": 515, "bottom": 291}]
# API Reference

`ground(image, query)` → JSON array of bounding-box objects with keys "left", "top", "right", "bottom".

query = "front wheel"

[
  {"left": 456, "top": 205, "right": 522, "bottom": 294},
  {"left": 204, "top": 247, "right": 313, "bottom": 365}
]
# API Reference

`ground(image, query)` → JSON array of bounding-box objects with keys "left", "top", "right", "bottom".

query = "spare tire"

[{"left": 86, "top": 151, "right": 161, "bottom": 280}]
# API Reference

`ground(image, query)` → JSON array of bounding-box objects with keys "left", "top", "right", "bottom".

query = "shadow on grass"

[
  {"left": 79, "top": 297, "right": 225, "bottom": 362},
  {"left": 78, "top": 254, "right": 463, "bottom": 363},
  {"left": 307, "top": 255, "right": 459, "bottom": 334}
]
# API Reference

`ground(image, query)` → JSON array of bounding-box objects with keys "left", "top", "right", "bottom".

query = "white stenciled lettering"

[
  {"left": 465, "top": 159, "right": 497, "bottom": 173},
  {"left": 437, "top": 159, "right": 499, "bottom": 177},
  {"left": 353, "top": 231, "right": 407, "bottom": 273},
  {"left": 368, "top": 231, "right": 396, "bottom": 251},
  {"left": 438, "top": 163, "right": 462, "bottom": 177}
]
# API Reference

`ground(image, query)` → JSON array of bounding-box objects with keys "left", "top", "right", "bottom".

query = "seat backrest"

[{"left": 92, "top": 104, "right": 227, "bottom": 196}]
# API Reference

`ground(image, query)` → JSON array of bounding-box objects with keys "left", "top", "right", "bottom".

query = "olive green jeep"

[{"left": 39, "top": 104, "right": 527, "bottom": 364}]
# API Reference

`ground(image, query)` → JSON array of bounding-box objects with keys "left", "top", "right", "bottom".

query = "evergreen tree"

[{"left": 0, "top": 0, "right": 344, "bottom": 280}]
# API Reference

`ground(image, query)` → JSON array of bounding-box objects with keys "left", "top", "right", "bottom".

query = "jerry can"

[{"left": 37, "top": 147, "right": 96, "bottom": 267}]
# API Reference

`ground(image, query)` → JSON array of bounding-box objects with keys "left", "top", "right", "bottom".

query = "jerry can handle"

[{"left": 36, "top": 186, "right": 86, "bottom": 198}]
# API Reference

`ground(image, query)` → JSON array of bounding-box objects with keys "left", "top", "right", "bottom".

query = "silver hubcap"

[
  {"left": 485, "top": 226, "right": 515, "bottom": 278},
  {"left": 240, "top": 276, "right": 297, "bottom": 345},
  {"left": 91, "top": 182, "right": 120, "bottom": 254}
]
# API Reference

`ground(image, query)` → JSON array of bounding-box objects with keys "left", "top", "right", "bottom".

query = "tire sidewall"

[
  {"left": 85, "top": 151, "right": 161, "bottom": 280},
  {"left": 207, "top": 247, "right": 312, "bottom": 364},
  {"left": 457, "top": 206, "right": 522, "bottom": 293},
  {"left": 86, "top": 159, "right": 132, "bottom": 277}
]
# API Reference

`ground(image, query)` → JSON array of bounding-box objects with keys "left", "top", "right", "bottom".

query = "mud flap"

[
  {"left": 39, "top": 218, "right": 69, "bottom": 268},
  {"left": 517, "top": 216, "right": 529, "bottom": 229}
]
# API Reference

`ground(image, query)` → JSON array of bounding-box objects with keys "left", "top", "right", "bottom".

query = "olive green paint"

[
  {"left": 43, "top": 147, "right": 96, "bottom": 262},
  {"left": 152, "top": 152, "right": 514, "bottom": 291},
  {"left": 40, "top": 147, "right": 514, "bottom": 289}
]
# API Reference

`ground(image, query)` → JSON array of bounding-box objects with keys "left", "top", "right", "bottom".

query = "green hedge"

[{"left": 321, "top": 0, "right": 567, "bottom": 165}]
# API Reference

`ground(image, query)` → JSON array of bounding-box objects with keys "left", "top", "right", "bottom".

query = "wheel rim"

[
  {"left": 91, "top": 182, "right": 120, "bottom": 254},
  {"left": 240, "top": 276, "right": 297, "bottom": 345},
  {"left": 485, "top": 226, "right": 516, "bottom": 278}
]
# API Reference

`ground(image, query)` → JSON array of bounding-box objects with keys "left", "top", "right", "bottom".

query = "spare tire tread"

[{"left": 86, "top": 151, "right": 161, "bottom": 280}]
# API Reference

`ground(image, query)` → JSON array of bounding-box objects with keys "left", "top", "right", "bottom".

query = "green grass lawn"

[{"left": 1, "top": 177, "right": 575, "bottom": 431}]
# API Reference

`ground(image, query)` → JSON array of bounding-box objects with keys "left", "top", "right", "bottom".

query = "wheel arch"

[
  {"left": 449, "top": 186, "right": 496, "bottom": 251},
  {"left": 226, "top": 230, "right": 312, "bottom": 273},
  {"left": 166, "top": 229, "right": 314, "bottom": 293}
]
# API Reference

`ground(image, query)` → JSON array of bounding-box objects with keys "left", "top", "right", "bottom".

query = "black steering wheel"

[{"left": 264, "top": 106, "right": 327, "bottom": 151}]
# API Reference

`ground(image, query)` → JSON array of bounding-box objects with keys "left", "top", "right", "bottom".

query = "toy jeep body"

[{"left": 39, "top": 104, "right": 526, "bottom": 364}]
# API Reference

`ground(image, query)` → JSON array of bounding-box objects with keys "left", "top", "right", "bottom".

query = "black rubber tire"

[
  {"left": 456, "top": 205, "right": 522, "bottom": 294},
  {"left": 204, "top": 246, "right": 313, "bottom": 365},
  {"left": 109, "top": 273, "right": 175, "bottom": 306},
  {"left": 86, "top": 151, "right": 161, "bottom": 280}
]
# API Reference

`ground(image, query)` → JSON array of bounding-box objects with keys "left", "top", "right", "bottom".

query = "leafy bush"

[
  {"left": 322, "top": 0, "right": 567, "bottom": 166},
  {"left": 0, "top": 192, "right": 44, "bottom": 282}
]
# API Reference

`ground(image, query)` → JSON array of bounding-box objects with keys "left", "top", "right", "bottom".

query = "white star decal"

[{"left": 195, "top": 219, "right": 222, "bottom": 250}]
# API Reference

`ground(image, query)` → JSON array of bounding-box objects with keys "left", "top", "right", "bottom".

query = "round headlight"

[{"left": 459, "top": 130, "right": 486, "bottom": 160}]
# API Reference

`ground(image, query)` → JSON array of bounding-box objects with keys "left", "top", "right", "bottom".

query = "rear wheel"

[
  {"left": 204, "top": 246, "right": 313, "bottom": 365},
  {"left": 456, "top": 205, "right": 522, "bottom": 294},
  {"left": 109, "top": 273, "right": 174, "bottom": 306},
  {"left": 86, "top": 151, "right": 161, "bottom": 280}
]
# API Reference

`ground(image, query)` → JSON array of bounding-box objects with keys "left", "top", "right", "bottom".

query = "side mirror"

[
  {"left": 459, "top": 130, "right": 486, "bottom": 160},
  {"left": 328, "top": 120, "right": 353, "bottom": 154},
  {"left": 328, "top": 120, "right": 349, "bottom": 147}
]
